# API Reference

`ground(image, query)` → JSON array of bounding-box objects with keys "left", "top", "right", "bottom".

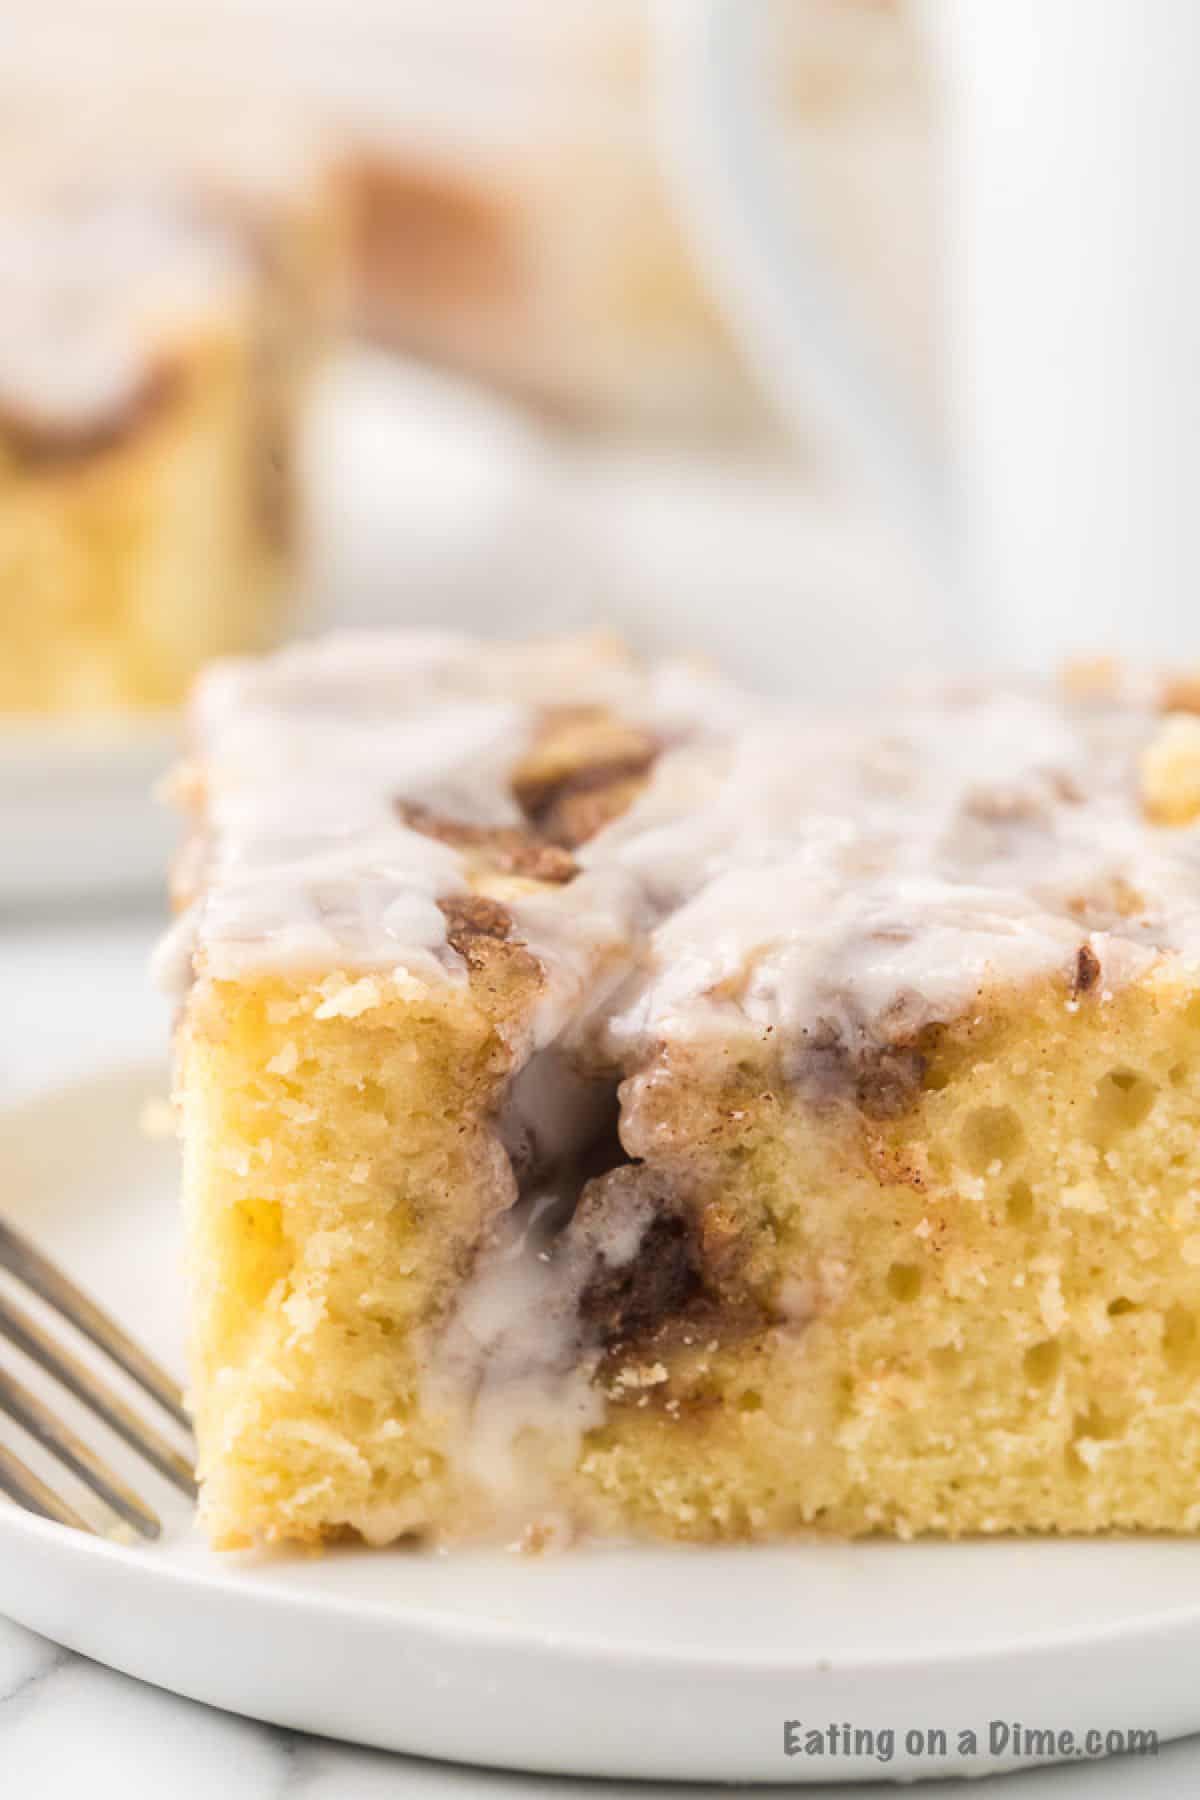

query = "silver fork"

[{"left": 0, "top": 1219, "right": 195, "bottom": 1539}]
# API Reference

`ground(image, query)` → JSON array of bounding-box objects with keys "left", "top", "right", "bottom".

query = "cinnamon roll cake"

[
  {"left": 162, "top": 636, "right": 1200, "bottom": 1547},
  {"left": 0, "top": 167, "right": 334, "bottom": 716}
]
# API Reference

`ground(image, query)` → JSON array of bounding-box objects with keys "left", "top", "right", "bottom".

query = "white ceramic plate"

[{"left": 2, "top": 1067, "right": 1200, "bottom": 1784}]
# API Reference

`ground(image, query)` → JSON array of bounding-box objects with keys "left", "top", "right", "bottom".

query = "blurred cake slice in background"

[
  {"left": 0, "top": 0, "right": 931, "bottom": 445},
  {"left": 338, "top": 133, "right": 756, "bottom": 439},
  {"left": 336, "top": 0, "right": 932, "bottom": 439},
  {"left": 0, "top": 156, "right": 338, "bottom": 716}
]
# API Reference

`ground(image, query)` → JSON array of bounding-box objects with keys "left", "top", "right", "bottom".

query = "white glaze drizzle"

[
  {"left": 586, "top": 687, "right": 1184, "bottom": 1058},
  {"left": 425, "top": 1167, "right": 658, "bottom": 1515},
  {"left": 172, "top": 633, "right": 1195, "bottom": 1066},
  {"left": 172, "top": 631, "right": 743, "bottom": 997}
]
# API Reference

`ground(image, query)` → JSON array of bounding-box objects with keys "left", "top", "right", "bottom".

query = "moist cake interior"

[{"left": 165, "top": 638, "right": 1200, "bottom": 1547}]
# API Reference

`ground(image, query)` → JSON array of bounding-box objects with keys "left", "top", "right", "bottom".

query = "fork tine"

[
  {"left": 0, "top": 1219, "right": 189, "bottom": 1430},
  {"left": 0, "top": 1439, "right": 94, "bottom": 1532},
  {"left": 0, "top": 1292, "right": 196, "bottom": 1499},
  {"left": 0, "top": 1366, "right": 160, "bottom": 1538}
]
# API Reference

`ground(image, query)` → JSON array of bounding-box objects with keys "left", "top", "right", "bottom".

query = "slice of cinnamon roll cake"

[
  {"left": 0, "top": 164, "right": 335, "bottom": 716},
  {"left": 162, "top": 637, "right": 1200, "bottom": 1547}
]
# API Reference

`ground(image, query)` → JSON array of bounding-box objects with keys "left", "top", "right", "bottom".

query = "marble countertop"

[{"left": 2, "top": 910, "right": 1200, "bottom": 1799}]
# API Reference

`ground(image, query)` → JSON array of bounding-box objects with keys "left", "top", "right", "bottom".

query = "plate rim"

[{"left": 8, "top": 1502, "right": 1200, "bottom": 1677}]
